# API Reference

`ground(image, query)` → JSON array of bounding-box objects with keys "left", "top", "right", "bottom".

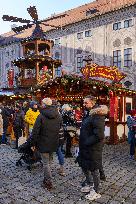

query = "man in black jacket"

[
  {"left": 13, "top": 105, "right": 24, "bottom": 149},
  {"left": 78, "top": 95, "right": 108, "bottom": 201},
  {"left": 28, "top": 98, "right": 62, "bottom": 190}
]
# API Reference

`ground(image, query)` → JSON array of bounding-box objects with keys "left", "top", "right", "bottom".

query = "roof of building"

[{"left": 0, "top": 0, "right": 136, "bottom": 46}]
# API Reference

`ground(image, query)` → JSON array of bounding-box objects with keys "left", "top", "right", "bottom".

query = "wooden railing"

[{"left": 20, "top": 78, "right": 37, "bottom": 87}]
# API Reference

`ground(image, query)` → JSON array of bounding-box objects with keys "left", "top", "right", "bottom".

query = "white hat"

[
  {"left": 42, "top": 98, "right": 52, "bottom": 106},
  {"left": 62, "top": 104, "right": 72, "bottom": 111}
]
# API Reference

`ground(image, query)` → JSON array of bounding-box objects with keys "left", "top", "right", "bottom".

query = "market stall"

[{"left": 33, "top": 63, "right": 136, "bottom": 145}]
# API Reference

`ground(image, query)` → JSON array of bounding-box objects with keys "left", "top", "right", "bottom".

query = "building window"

[
  {"left": 6, "top": 51, "right": 9, "bottom": 57},
  {"left": 85, "top": 30, "right": 92, "bottom": 37},
  {"left": 77, "top": 32, "right": 83, "bottom": 39},
  {"left": 77, "top": 56, "right": 83, "bottom": 73},
  {"left": 54, "top": 38, "right": 61, "bottom": 45},
  {"left": 55, "top": 52, "right": 60, "bottom": 59},
  {"left": 124, "top": 19, "right": 133, "bottom": 28},
  {"left": 124, "top": 48, "right": 132, "bottom": 67},
  {"left": 113, "top": 22, "right": 121, "bottom": 31},
  {"left": 6, "top": 63, "right": 9, "bottom": 69},
  {"left": 55, "top": 67, "right": 61, "bottom": 76},
  {"left": 11, "top": 50, "right": 14, "bottom": 56},
  {"left": 113, "top": 50, "right": 121, "bottom": 68}
]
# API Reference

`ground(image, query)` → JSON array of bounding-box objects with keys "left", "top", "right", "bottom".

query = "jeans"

[
  {"left": 1, "top": 128, "right": 7, "bottom": 143},
  {"left": 65, "top": 131, "right": 72, "bottom": 155},
  {"left": 82, "top": 169, "right": 100, "bottom": 192},
  {"left": 130, "top": 137, "right": 135, "bottom": 156},
  {"left": 40, "top": 152, "right": 53, "bottom": 182},
  {"left": 13, "top": 128, "right": 22, "bottom": 148},
  {"left": 56, "top": 146, "right": 64, "bottom": 165}
]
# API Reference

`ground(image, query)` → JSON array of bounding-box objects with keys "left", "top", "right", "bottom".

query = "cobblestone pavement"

[{"left": 0, "top": 142, "right": 136, "bottom": 204}]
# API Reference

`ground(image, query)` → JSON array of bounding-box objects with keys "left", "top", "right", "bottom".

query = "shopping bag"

[{"left": 18, "top": 133, "right": 27, "bottom": 147}]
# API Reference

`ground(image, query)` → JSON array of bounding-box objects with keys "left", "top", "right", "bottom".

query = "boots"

[
  {"left": 42, "top": 179, "right": 54, "bottom": 191},
  {"left": 59, "top": 165, "right": 66, "bottom": 176}
]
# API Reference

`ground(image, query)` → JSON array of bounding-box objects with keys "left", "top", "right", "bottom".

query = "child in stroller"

[{"left": 16, "top": 141, "right": 42, "bottom": 170}]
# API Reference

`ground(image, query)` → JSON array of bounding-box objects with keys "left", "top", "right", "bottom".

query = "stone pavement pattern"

[{"left": 0, "top": 143, "right": 136, "bottom": 204}]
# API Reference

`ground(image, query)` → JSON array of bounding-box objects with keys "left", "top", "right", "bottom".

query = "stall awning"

[{"left": 0, "top": 90, "right": 14, "bottom": 96}]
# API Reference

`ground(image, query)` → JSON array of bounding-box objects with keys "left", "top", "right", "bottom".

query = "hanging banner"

[
  {"left": 81, "top": 64, "right": 126, "bottom": 82},
  {"left": 110, "top": 96, "right": 118, "bottom": 121},
  {"left": 7, "top": 69, "right": 14, "bottom": 88}
]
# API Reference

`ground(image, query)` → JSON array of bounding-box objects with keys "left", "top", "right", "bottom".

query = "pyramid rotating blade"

[
  {"left": 27, "top": 6, "right": 38, "bottom": 21},
  {"left": 2, "top": 15, "right": 31, "bottom": 24},
  {"left": 12, "top": 23, "right": 33, "bottom": 33}
]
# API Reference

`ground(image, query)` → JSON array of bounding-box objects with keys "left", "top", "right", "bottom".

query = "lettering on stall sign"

[{"left": 81, "top": 64, "right": 126, "bottom": 82}]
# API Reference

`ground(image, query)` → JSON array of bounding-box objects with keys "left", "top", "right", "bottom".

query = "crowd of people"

[{"left": 0, "top": 96, "right": 135, "bottom": 201}]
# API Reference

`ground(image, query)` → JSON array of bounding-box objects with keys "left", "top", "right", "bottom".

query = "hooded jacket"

[
  {"left": 79, "top": 104, "right": 108, "bottom": 171},
  {"left": 29, "top": 106, "right": 62, "bottom": 153},
  {"left": 25, "top": 108, "right": 40, "bottom": 129}
]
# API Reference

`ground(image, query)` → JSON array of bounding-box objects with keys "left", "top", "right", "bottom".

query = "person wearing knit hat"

[
  {"left": 27, "top": 97, "right": 62, "bottom": 190},
  {"left": 130, "top": 110, "right": 136, "bottom": 117},
  {"left": 25, "top": 101, "right": 40, "bottom": 136},
  {"left": 42, "top": 98, "right": 52, "bottom": 106}
]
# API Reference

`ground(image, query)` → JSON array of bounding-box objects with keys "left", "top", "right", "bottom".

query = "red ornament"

[{"left": 109, "top": 90, "right": 114, "bottom": 97}]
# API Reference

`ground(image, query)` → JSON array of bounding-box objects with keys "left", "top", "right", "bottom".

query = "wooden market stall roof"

[
  {"left": 33, "top": 74, "right": 136, "bottom": 102},
  {"left": 32, "top": 63, "right": 136, "bottom": 99}
]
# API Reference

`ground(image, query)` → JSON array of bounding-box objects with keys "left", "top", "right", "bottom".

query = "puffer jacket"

[
  {"left": 78, "top": 105, "right": 108, "bottom": 171},
  {"left": 25, "top": 108, "right": 40, "bottom": 129},
  {"left": 28, "top": 106, "right": 62, "bottom": 153}
]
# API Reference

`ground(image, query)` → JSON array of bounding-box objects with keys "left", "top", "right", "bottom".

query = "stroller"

[{"left": 16, "top": 141, "right": 42, "bottom": 170}]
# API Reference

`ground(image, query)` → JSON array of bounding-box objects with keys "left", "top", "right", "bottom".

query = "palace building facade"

[{"left": 0, "top": 0, "right": 136, "bottom": 89}]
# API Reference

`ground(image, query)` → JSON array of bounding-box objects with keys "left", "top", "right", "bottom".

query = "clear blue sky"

[{"left": 0, "top": 0, "right": 93, "bottom": 34}]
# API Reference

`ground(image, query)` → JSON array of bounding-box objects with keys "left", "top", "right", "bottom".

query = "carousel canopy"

[{"left": 12, "top": 55, "right": 62, "bottom": 68}]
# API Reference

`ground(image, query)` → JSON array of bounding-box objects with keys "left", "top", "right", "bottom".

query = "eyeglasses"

[{"left": 83, "top": 102, "right": 89, "bottom": 104}]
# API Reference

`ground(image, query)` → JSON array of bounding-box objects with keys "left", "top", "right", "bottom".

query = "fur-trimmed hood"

[{"left": 89, "top": 105, "right": 109, "bottom": 116}]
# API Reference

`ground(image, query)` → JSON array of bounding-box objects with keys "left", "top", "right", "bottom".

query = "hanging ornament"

[{"left": 109, "top": 90, "right": 114, "bottom": 97}]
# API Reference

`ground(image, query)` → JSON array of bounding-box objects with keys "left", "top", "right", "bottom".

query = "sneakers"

[
  {"left": 58, "top": 165, "right": 66, "bottom": 176},
  {"left": 85, "top": 189, "right": 101, "bottom": 201},
  {"left": 130, "top": 155, "right": 135, "bottom": 160},
  {"left": 1, "top": 143, "right": 7, "bottom": 145},
  {"left": 81, "top": 184, "right": 94, "bottom": 193}
]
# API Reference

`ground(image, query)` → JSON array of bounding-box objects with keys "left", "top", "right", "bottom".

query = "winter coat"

[
  {"left": 62, "top": 110, "right": 76, "bottom": 133},
  {"left": 13, "top": 110, "right": 25, "bottom": 130},
  {"left": 1, "top": 107, "right": 11, "bottom": 129},
  {"left": 28, "top": 106, "right": 62, "bottom": 153},
  {"left": 25, "top": 108, "right": 40, "bottom": 129},
  {"left": 78, "top": 105, "right": 108, "bottom": 171},
  {"left": 127, "top": 116, "right": 136, "bottom": 131},
  {"left": 0, "top": 113, "right": 3, "bottom": 135},
  {"left": 127, "top": 116, "right": 136, "bottom": 144}
]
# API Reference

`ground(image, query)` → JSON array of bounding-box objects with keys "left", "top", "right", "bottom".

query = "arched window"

[{"left": 55, "top": 52, "right": 60, "bottom": 59}]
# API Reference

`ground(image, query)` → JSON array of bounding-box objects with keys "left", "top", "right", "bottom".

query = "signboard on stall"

[{"left": 81, "top": 64, "right": 126, "bottom": 82}]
